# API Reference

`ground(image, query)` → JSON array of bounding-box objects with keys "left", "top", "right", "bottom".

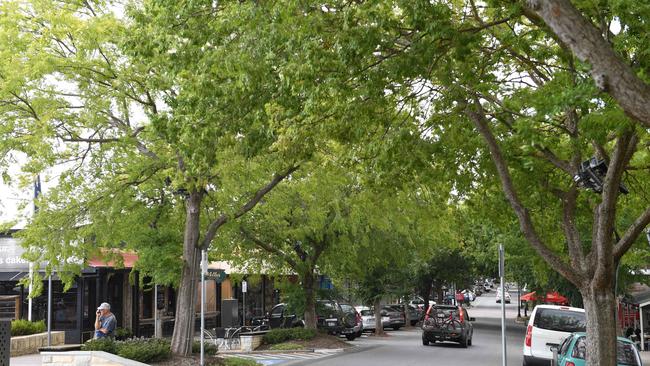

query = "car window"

[
  {"left": 271, "top": 305, "right": 284, "bottom": 316},
  {"left": 617, "top": 342, "right": 640, "bottom": 365},
  {"left": 340, "top": 304, "right": 354, "bottom": 314},
  {"left": 533, "top": 309, "right": 586, "bottom": 332},
  {"left": 571, "top": 337, "right": 586, "bottom": 359},
  {"left": 430, "top": 307, "right": 459, "bottom": 319},
  {"left": 360, "top": 310, "right": 374, "bottom": 316},
  {"left": 558, "top": 336, "right": 572, "bottom": 356}
]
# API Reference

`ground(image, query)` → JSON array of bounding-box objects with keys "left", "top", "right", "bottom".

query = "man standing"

[{"left": 94, "top": 302, "right": 117, "bottom": 339}]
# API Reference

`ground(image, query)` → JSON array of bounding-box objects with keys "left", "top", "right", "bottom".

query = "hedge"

[
  {"left": 81, "top": 337, "right": 171, "bottom": 363},
  {"left": 262, "top": 328, "right": 316, "bottom": 345},
  {"left": 11, "top": 320, "right": 46, "bottom": 336}
]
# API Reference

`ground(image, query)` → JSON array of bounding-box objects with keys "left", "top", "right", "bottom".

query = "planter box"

[{"left": 11, "top": 331, "right": 65, "bottom": 356}]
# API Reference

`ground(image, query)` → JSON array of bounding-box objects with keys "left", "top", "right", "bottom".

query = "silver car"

[{"left": 358, "top": 308, "right": 389, "bottom": 332}]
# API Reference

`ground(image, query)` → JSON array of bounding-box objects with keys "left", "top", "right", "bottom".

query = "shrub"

[
  {"left": 192, "top": 340, "right": 218, "bottom": 355},
  {"left": 11, "top": 320, "right": 46, "bottom": 336},
  {"left": 269, "top": 342, "right": 304, "bottom": 351},
  {"left": 82, "top": 337, "right": 171, "bottom": 363},
  {"left": 114, "top": 327, "right": 133, "bottom": 341},
  {"left": 262, "top": 328, "right": 316, "bottom": 345},
  {"left": 289, "top": 328, "right": 316, "bottom": 341},
  {"left": 223, "top": 357, "right": 259, "bottom": 366},
  {"left": 116, "top": 338, "right": 171, "bottom": 363},
  {"left": 81, "top": 338, "right": 117, "bottom": 354}
]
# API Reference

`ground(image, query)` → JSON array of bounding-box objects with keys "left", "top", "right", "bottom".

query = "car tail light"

[
  {"left": 424, "top": 306, "right": 431, "bottom": 321},
  {"left": 565, "top": 362, "right": 575, "bottom": 366},
  {"left": 524, "top": 325, "right": 533, "bottom": 347},
  {"left": 458, "top": 306, "right": 464, "bottom": 323},
  {"left": 356, "top": 312, "right": 362, "bottom": 325}
]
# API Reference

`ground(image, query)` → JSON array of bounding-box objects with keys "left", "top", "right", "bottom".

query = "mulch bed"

[{"left": 255, "top": 333, "right": 353, "bottom": 351}]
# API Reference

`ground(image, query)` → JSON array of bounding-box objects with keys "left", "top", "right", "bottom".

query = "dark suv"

[
  {"left": 421, "top": 305, "right": 474, "bottom": 348},
  {"left": 264, "top": 300, "right": 357, "bottom": 340},
  {"left": 266, "top": 303, "right": 304, "bottom": 329},
  {"left": 316, "top": 300, "right": 358, "bottom": 340}
]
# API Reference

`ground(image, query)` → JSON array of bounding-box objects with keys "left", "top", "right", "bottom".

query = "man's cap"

[{"left": 97, "top": 302, "right": 111, "bottom": 311}]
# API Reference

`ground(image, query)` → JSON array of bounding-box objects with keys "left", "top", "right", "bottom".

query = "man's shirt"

[{"left": 95, "top": 313, "right": 116, "bottom": 338}]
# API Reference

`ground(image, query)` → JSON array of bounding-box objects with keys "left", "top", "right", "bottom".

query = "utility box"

[
  {"left": 221, "top": 299, "right": 239, "bottom": 328},
  {"left": 0, "top": 319, "right": 9, "bottom": 366}
]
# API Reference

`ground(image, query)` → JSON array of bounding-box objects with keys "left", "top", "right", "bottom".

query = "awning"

[
  {"left": 88, "top": 251, "right": 138, "bottom": 268},
  {"left": 520, "top": 291, "right": 569, "bottom": 305}
]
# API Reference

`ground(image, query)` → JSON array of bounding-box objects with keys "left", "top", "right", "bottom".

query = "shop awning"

[{"left": 88, "top": 251, "right": 138, "bottom": 268}]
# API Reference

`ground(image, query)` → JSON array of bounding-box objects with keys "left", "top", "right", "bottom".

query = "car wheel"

[
  {"left": 411, "top": 320, "right": 417, "bottom": 326},
  {"left": 393, "top": 326, "right": 401, "bottom": 330},
  {"left": 345, "top": 334, "right": 356, "bottom": 341},
  {"left": 461, "top": 337, "right": 468, "bottom": 348},
  {"left": 468, "top": 337, "right": 472, "bottom": 346},
  {"left": 356, "top": 330, "right": 362, "bottom": 337},
  {"left": 422, "top": 338, "right": 429, "bottom": 346}
]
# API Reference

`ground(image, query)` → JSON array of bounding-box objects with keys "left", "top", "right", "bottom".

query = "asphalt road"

[{"left": 289, "top": 289, "right": 527, "bottom": 366}]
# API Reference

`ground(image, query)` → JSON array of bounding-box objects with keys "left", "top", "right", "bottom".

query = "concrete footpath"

[{"left": 10, "top": 353, "right": 41, "bottom": 365}]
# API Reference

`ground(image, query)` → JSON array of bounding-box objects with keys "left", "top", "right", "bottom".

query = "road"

[{"left": 289, "top": 289, "right": 527, "bottom": 366}]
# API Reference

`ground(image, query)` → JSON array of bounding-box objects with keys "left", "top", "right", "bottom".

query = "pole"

[
  {"left": 28, "top": 263, "right": 33, "bottom": 321},
  {"left": 200, "top": 250, "right": 207, "bottom": 366},
  {"left": 242, "top": 280, "right": 247, "bottom": 326},
  {"left": 517, "top": 283, "right": 521, "bottom": 318},
  {"left": 30, "top": 175, "right": 41, "bottom": 322},
  {"left": 499, "top": 244, "right": 507, "bottom": 366},
  {"left": 154, "top": 284, "right": 159, "bottom": 338},
  {"left": 47, "top": 274, "right": 52, "bottom": 347}
]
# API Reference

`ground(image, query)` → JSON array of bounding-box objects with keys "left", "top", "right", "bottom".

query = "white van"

[{"left": 523, "top": 304, "right": 586, "bottom": 366}]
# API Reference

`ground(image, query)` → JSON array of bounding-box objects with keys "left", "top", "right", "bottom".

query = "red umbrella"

[
  {"left": 545, "top": 291, "right": 569, "bottom": 305},
  {"left": 520, "top": 291, "right": 537, "bottom": 302}
]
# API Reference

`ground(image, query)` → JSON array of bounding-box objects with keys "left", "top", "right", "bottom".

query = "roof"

[{"left": 532, "top": 304, "right": 585, "bottom": 312}]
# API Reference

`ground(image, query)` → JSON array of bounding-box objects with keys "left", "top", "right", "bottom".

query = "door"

[{"left": 269, "top": 304, "right": 285, "bottom": 329}]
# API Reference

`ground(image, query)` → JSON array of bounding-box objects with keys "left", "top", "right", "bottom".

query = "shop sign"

[
  {"left": 0, "top": 237, "right": 29, "bottom": 271},
  {"left": 205, "top": 269, "right": 227, "bottom": 283}
]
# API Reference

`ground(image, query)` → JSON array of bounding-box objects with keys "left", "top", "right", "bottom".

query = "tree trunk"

[
  {"left": 581, "top": 285, "right": 618, "bottom": 366},
  {"left": 374, "top": 298, "right": 385, "bottom": 336},
  {"left": 303, "top": 271, "right": 317, "bottom": 329},
  {"left": 171, "top": 191, "right": 202, "bottom": 356}
]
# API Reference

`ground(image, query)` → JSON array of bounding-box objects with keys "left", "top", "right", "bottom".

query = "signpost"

[
  {"left": 242, "top": 280, "right": 247, "bottom": 326},
  {"left": 499, "top": 244, "right": 507, "bottom": 366},
  {"left": 200, "top": 250, "right": 207, "bottom": 366}
]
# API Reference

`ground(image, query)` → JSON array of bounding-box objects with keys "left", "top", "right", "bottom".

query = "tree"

[
  {"left": 216, "top": 162, "right": 365, "bottom": 329},
  {"left": 0, "top": 1, "right": 300, "bottom": 356}
]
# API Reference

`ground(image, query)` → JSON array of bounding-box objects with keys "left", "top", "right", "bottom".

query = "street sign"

[
  {"left": 242, "top": 280, "right": 247, "bottom": 293},
  {"left": 498, "top": 245, "right": 505, "bottom": 278},
  {"left": 205, "top": 269, "right": 226, "bottom": 283}
]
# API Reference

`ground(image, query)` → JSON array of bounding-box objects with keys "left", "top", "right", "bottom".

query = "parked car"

[
  {"left": 461, "top": 289, "right": 476, "bottom": 302},
  {"left": 483, "top": 283, "right": 491, "bottom": 292},
  {"left": 381, "top": 305, "right": 406, "bottom": 330},
  {"left": 421, "top": 304, "right": 474, "bottom": 348},
  {"left": 523, "top": 305, "right": 586, "bottom": 366},
  {"left": 340, "top": 303, "right": 363, "bottom": 338},
  {"left": 316, "top": 300, "right": 358, "bottom": 340},
  {"left": 357, "top": 307, "right": 389, "bottom": 332},
  {"left": 553, "top": 332, "right": 642, "bottom": 366},
  {"left": 496, "top": 288, "right": 511, "bottom": 304},
  {"left": 407, "top": 304, "right": 423, "bottom": 326},
  {"left": 267, "top": 303, "right": 304, "bottom": 329}
]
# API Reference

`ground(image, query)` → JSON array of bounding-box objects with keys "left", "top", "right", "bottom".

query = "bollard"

[{"left": 0, "top": 319, "right": 10, "bottom": 366}]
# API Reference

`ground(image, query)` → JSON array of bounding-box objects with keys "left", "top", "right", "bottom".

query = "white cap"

[{"left": 97, "top": 302, "right": 111, "bottom": 311}]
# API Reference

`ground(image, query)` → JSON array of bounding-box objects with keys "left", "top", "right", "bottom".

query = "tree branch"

[
  {"left": 525, "top": 0, "right": 650, "bottom": 128},
  {"left": 239, "top": 227, "right": 297, "bottom": 269},
  {"left": 465, "top": 98, "right": 583, "bottom": 286},
  {"left": 614, "top": 207, "right": 650, "bottom": 260},
  {"left": 200, "top": 165, "right": 300, "bottom": 249}
]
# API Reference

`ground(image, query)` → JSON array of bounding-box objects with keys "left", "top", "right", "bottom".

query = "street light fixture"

[{"left": 573, "top": 157, "right": 628, "bottom": 194}]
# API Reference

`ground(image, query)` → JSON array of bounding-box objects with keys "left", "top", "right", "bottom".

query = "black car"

[
  {"left": 316, "top": 300, "right": 358, "bottom": 340},
  {"left": 266, "top": 303, "right": 304, "bottom": 329},
  {"left": 421, "top": 305, "right": 474, "bottom": 348}
]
